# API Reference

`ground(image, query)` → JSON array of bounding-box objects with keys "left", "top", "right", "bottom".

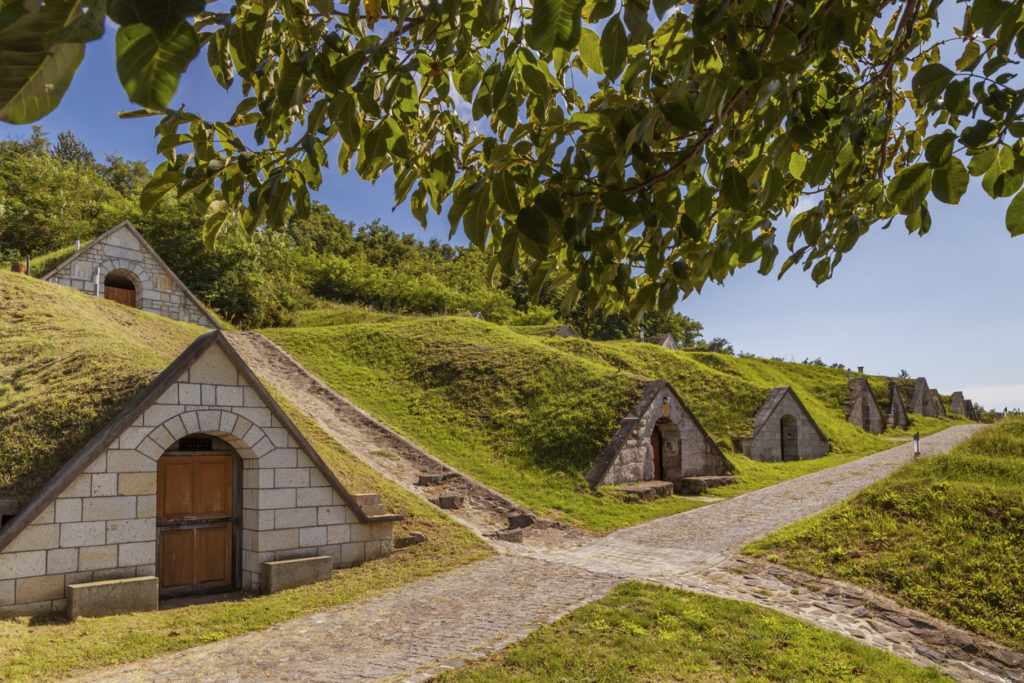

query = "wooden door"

[
  {"left": 651, "top": 428, "right": 663, "bottom": 480},
  {"left": 104, "top": 284, "right": 136, "bottom": 307},
  {"left": 157, "top": 454, "right": 234, "bottom": 595},
  {"left": 780, "top": 415, "right": 799, "bottom": 461}
]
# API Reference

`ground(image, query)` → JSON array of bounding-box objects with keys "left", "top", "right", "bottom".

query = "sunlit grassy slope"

[
  {"left": 0, "top": 271, "right": 203, "bottom": 499},
  {"left": 748, "top": 417, "right": 1024, "bottom": 651},
  {"left": 264, "top": 317, "right": 968, "bottom": 531}
]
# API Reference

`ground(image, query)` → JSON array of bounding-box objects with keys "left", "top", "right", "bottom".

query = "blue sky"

[{"left": 3, "top": 24, "right": 1023, "bottom": 411}]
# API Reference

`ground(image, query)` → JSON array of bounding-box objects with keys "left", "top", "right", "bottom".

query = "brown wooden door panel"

[
  {"left": 157, "top": 452, "right": 236, "bottom": 594},
  {"left": 159, "top": 528, "right": 195, "bottom": 588},
  {"left": 196, "top": 524, "right": 232, "bottom": 586},
  {"left": 104, "top": 285, "right": 136, "bottom": 307},
  {"left": 158, "top": 459, "right": 194, "bottom": 520},
  {"left": 194, "top": 457, "right": 232, "bottom": 517}
]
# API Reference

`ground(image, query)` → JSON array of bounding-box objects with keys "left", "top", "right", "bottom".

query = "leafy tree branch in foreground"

[{"left": 2, "top": 0, "right": 1024, "bottom": 317}]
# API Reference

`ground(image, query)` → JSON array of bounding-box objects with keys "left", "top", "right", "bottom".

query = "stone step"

[
  {"left": 677, "top": 475, "right": 737, "bottom": 495},
  {"left": 352, "top": 493, "right": 388, "bottom": 516},
  {"left": 619, "top": 480, "right": 674, "bottom": 502}
]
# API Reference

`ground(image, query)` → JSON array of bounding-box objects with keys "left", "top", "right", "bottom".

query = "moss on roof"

[{"left": 0, "top": 271, "right": 202, "bottom": 499}]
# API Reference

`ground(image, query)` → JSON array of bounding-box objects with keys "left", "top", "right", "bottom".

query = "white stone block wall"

[
  {"left": 45, "top": 225, "right": 217, "bottom": 329},
  {"left": 0, "top": 344, "right": 392, "bottom": 616}
]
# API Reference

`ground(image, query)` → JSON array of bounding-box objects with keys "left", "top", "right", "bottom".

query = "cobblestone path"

[
  {"left": 71, "top": 557, "right": 619, "bottom": 682},
  {"left": 520, "top": 424, "right": 985, "bottom": 577},
  {"left": 81, "top": 423, "right": 1022, "bottom": 682}
]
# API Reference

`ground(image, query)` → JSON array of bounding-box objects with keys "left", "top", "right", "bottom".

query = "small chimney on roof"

[{"left": 857, "top": 366, "right": 864, "bottom": 374}]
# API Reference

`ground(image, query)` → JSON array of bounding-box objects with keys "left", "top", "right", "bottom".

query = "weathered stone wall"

[
  {"left": 929, "top": 389, "right": 947, "bottom": 417},
  {"left": 887, "top": 382, "right": 909, "bottom": 429},
  {"left": 0, "top": 343, "right": 391, "bottom": 616},
  {"left": 910, "top": 378, "right": 937, "bottom": 417},
  {"left": 598, "top": 385, "right": 729, "bottom": 486},
  {"left": 846, "top": 379, "right": 885, "bottom": 434},
  {"left": 45, "top": 224, "right": 217, "bottom": 329},
  {"left": 748, "top": 393, "right": 830, "bottom": 462},
  {"left": 950, "top": 391, "right": 967, "bottom": 416}
]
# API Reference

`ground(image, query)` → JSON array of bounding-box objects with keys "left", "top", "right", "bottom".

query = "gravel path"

[{"left": 77, "top": 423, "right": 1024, "bottom": 682}]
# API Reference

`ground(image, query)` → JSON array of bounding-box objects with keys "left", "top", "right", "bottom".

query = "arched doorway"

[
  {"left": 157, "top": 434, "right": 240, "bottom": 597},
  {"left": 104, "top": 269, "right": 139, "bottom": 308},
  {"left": 650, "top": 426, "right": 663, "bottom": 480},
  {"left": 780, "top": 415, "right": 799, "bottom": 461}
]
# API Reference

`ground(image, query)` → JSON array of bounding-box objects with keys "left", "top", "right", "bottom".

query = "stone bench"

[
  {"left": 67, "top": 576, "right": 158, "bottom": 620},
  {"left": 262, "top": 555, "right": 333, "bottom": 594}
]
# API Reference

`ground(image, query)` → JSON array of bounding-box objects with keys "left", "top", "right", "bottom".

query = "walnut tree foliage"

[{"left": 3, "top": 0, "right": 1024, "bottom": 318}]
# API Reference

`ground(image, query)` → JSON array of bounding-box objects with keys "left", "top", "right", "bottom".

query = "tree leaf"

[
  {"left": 911, "top": 63, "right": 954, "bottom": 102},
  {"left": 886, "top": 163, "right": 932, "bottom": 213},
  {"left": 0, "top": 2, "right": 87, "bottom": 124},
  {"left": 600, "top": 15, "right": 627, "bottom": 80},
  {"left": 527, "top": 0, "right": 583, "bottom": 54},
  {"left": 109, "top": 0, "right": 206, "bottom": 37},
  {"left": 720, "top": 167, "right": 750, "bottom": 209},
  {"left": 924, "top": 131, "right": 956, "bottom": 167},
  {"left": 1006, "top": 188, "right": 1024, "bottom": 236},
  {"left": 578, "top": 27, "right": 603, "bottom": 74},
  {"left": 931, "top": 157, "right": 968, "bottom": 204},
  {"left": 116, "top": 22, "right": 200, "bottom": 108},
  {"left": 492, "top": 173, "right": 520, "bottom": 213}
]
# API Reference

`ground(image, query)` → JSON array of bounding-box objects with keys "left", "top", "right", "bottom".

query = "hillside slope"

[
  {"left": 748, "top": 418, "right": 1024, "bottom": 651},
  {"left": 264, "top": 318, "right": 965, "bottom": 530},
  {"left": 0, "top": 271, "right": 203, "bottom": 499}
]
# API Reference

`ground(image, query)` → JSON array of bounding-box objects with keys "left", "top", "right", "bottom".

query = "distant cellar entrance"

[
  {"left": 780, "top": 415, "right": 799, "bottom": 461},
  {"left": 104, "top": 270, "right": 138, "bottom": 308}
]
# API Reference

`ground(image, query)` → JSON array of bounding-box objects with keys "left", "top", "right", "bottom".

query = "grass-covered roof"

[
  {"left": 0, "top": 271, "right": 202, "bottom": 499},
  {"left": 264, "top": 317, "right": 966, "bottom": 531}
]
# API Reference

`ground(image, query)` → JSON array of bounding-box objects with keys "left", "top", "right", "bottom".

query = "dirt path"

[
  {"left": 223, "top": 331, "right": 588, "bottom": 549},
  {"left": 80, "top": 423, "right": 1023, "bottom": 682}
]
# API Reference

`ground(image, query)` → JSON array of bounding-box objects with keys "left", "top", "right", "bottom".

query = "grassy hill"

[
  {"left": 747, "top": 418, "right": 1024, "bottom": 651},
  {"left": 263, "top": 317, "right": 966, "bottom": 531},
  {"left": 0, "top": 271, "right": 203, "bottom": 499}
]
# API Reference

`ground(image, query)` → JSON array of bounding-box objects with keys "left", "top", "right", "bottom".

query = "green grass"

[
  {"left": 288, "top": 301, "right": 420, "bottom": 327},
  {"left": 747, "top": 417, "right": 1024, "bottom": 651},
  {"left": 262, "top": 317, "right": 968, "bottom": 532},
  {"left": 27, "top": 244, "right": 75, "bottom": 278},
  {"left": 437, "top": 582, "right": 946, "bottom": 682},
  {"left": 0, "top": 271, "right": 203, "bottom": 499},
  {"left": 0, "top": 391, "right": 492, "bottom": 680}
]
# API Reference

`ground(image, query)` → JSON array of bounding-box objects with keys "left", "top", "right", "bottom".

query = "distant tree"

[
  {"left": 52, "top": 131, "right": 94, "bottom": 167},
  {"left": 898, "top": 369, "right": 911, "bottom": 379}
]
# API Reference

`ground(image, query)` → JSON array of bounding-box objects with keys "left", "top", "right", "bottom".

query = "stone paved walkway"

[{"left": 79, "top": 424, "right": 1024, "bottom": 683}]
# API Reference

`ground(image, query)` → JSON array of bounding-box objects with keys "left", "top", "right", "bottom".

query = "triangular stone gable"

[
  {"left": 845, "top": 378, "right": 885, "bottom": 434},
  {"left": 587, "top": 380, "right": 732, "bottom": 488},
  {"left": 950, "top": 391, "right": 967, "bottom": 416},
  {"left": 555, "top": 323, "right": 580, "bottom": 338},
  {"left": 910, "top": 378, "right": 937, "bottom": 416},
  {"left": 744, "top": 386, "right": 830, "bottom": 462},
  {"left": 887, "top": 381, "right": 910, "bottom": 429},
  {"left": 41, "top": 221, "right": 221, "bottom": 330},
  {"left": 929, "top": 389, "right": 947, "bottom": 417},
  {"left": 0, "top": 332, "right": 397, "bottom": 613}
]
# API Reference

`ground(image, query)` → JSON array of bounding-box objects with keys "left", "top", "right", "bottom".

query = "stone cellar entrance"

[
  {"left": 104, "top": 269, "right": 139, "bottom": 308},
  {"left": 780, "top": 415, "right": 799, "bottom": 461},
  {"left": 156, "top": 435, "right": 241, "bottom": 597}
]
